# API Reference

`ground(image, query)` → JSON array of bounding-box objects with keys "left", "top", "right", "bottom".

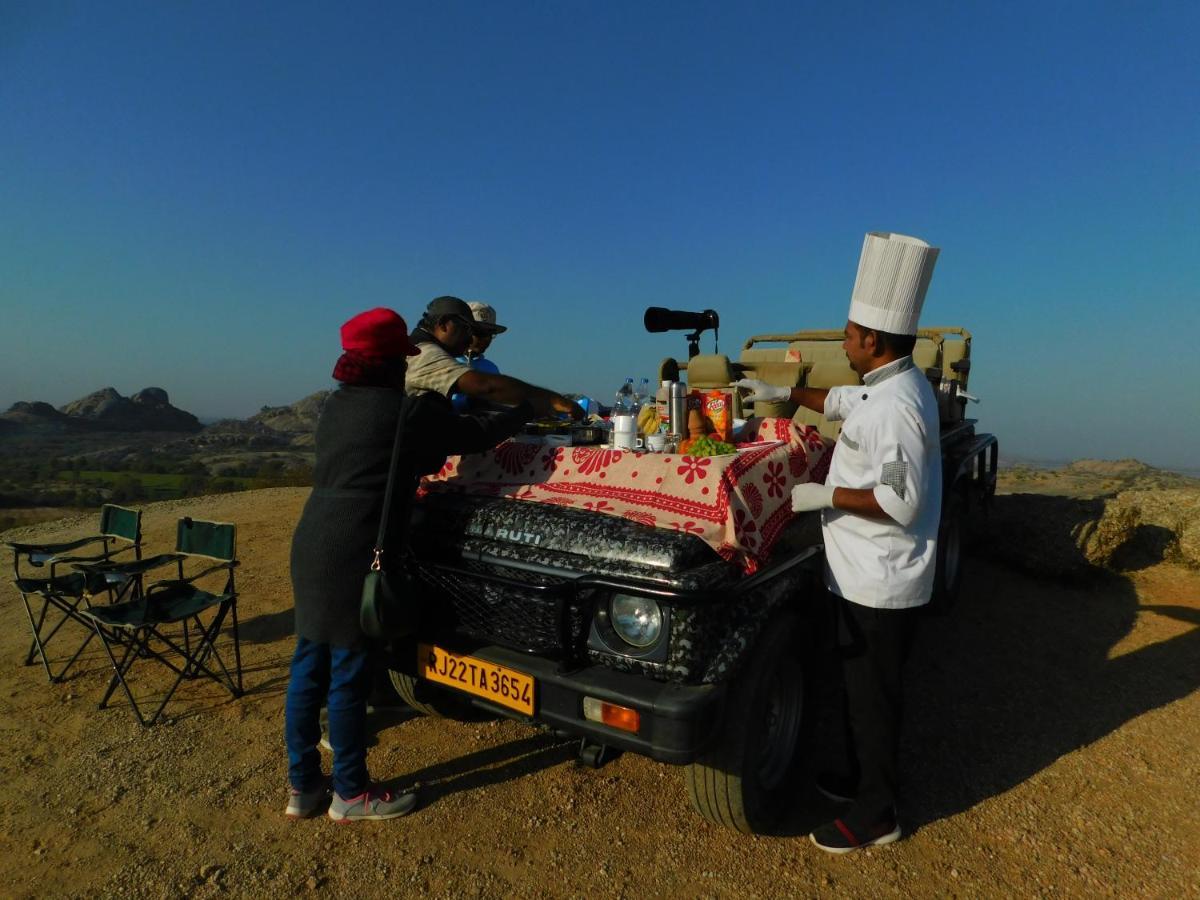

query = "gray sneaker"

[
  {"left": 285, "top": 781, "right": 331, "bottom": 819},
  {"left": 328, "top": 786, "right": 417, "bottom": 823}
]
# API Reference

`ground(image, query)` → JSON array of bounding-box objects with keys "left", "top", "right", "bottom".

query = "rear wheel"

[
  {"left": 932, "top": 487, "right": 966, "bottom": 610},
  {"left": 685, "top": 610, "right": 808, "bottom": 833}
]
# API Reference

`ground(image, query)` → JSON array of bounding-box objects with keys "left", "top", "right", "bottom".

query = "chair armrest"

[
  {"left": 148, "top": 560, "right": 238, "bottom": 590},
  {"left": 42, "top": 542, "right": 139, "bottom": 578},
  {"left": 8, "top": 535, "right": 108, "bottom": 563},
  {"left": 43, "top": 543, "right": 139, "bottom": 568},
  {"left": 73, "top": 553, "right": 184, "bottom": 580}
]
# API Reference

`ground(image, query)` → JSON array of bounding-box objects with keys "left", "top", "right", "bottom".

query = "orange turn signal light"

[{"left": 582, "top": 697, "right": 641, "bottom": 734}]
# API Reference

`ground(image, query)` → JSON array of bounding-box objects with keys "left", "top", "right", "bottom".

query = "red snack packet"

[{"left": 703, "top": 389, "right": 734, "bottom": 442}]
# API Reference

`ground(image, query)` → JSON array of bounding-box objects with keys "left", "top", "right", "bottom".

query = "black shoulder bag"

[{"left": 360, "top": 398, "right": 422, "bottom": 639}]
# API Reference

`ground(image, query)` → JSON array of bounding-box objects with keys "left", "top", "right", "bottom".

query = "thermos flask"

[{"left": 668, "top": 381, "right": 688, "bottom": 440}]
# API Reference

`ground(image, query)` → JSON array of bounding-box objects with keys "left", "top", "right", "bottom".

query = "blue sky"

[{"left": 1, "top": 2, "right": 1197, "bottom": 469}]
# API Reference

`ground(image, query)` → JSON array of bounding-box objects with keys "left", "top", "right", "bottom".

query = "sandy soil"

[{"left": 1, "top": 488, "right": 1197, "bottom": 898}]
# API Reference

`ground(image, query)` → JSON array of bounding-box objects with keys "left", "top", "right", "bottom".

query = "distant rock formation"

[
  {"left": 2, "top": 387, "right": 202, "bottom": 434},
  {"left": 3, "top": 401, "right": 77, "bottom": 431},
  {"left": 986, "top": 461, "right": 1200, "bottom": 577},
  {"left": 248, "top": 391, "right": 329, "bottom": 434},
  {"left": 61, "top": 386, "right": 201, "bottom": 431},
  {"left": 168, "top": 417, "right": 292, "bottom": 451}
]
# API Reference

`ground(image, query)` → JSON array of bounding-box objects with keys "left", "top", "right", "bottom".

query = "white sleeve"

[
  {"left": 823, "top": 387, "right": 852, "bottom": 422},
  {"left": 869, "top": 407, "right": 931, "bottom": 528}
]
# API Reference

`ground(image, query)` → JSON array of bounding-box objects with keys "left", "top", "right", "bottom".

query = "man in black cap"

[{"left": 406, "top": 296, "right": 583, "bottom": 419}]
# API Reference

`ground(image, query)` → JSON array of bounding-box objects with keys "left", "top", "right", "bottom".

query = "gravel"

[{"left": 1, "top": 488, "right": 1196, "bottom": 897}]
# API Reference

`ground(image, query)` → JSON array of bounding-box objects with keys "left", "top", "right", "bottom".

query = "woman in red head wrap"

[{"left": 284, "top": 308, "right": 533, "bottom": 822}]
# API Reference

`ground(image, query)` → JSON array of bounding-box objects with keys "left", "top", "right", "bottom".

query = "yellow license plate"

[{"left": 417, "top": 644, "right": 535, "bottom": 716}]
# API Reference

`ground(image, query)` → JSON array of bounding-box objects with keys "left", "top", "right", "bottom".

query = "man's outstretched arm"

[{"left": 456, "top": 369, "right": 584, "bottom": 419}]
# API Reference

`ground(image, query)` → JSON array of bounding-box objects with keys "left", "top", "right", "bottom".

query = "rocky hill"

[
  {"left": 988, "top": 462, "right": 1200, "bottom": 577},
  {"left": 1001, "top": 458, "right": 1199, "bottom": 498},
  {"left": 2, "top": 387, "right": 201, "bottom": 434},
  {"left": 247, "top": 391, "right": 329, "bottom": 435},
  {"left": 0, "top": 387, "right": 332, "bottom": 454}
]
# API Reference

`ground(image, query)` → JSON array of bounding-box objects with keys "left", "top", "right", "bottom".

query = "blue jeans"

[{"left": 285, "top": 637, "right": 371, "bottom": 798}]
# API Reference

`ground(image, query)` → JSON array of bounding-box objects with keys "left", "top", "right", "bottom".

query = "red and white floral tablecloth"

[{"left": 419, "top": 418, "right": 833, "bottom": 573}]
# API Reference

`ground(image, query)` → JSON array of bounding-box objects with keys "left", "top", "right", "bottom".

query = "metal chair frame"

[
  {"left": 83, "top": 518, "right": 242, "bottom": 727},
  {"left": 7, "top": 505, "right": 143, "bottom": 683}
]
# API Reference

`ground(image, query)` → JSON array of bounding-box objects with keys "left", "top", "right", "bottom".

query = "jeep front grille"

[{"left": 415, "top": 561, "right": 593, "bottom": 657}]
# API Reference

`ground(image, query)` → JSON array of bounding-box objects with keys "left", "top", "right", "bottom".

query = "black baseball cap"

[{"left": 424, "top": 295, "right": 474, "bottom": 323}]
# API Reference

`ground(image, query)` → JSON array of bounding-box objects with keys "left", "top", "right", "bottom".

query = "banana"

[{"left": 637, "top": 406, "right": 660, "bottom": 434}]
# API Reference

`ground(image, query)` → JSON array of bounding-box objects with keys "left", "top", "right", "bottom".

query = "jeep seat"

[{"left": 794, "top": 360, "right": 859, "bottom": 440}]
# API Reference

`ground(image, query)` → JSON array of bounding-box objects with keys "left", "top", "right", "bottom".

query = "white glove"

[
  {"left": 791, "top": 482, "right": 836, "bottom": 513},
  {"left": 734, "top": 378, "right": 790, "bottom": 404}
]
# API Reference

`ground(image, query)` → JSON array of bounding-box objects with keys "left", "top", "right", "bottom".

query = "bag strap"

[{"left": 371, "top": 395, "right": 413, "bottom": 571}]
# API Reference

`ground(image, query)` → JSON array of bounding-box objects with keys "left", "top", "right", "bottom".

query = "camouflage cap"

[{"left": 467, "top": 301, "right": 507, "bottom": 335}]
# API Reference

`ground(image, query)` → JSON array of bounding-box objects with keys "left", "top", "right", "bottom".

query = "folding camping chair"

[
  {"left": 7, "top": 504, "right": 143, "bottom": 682},
  {"left": 81, "top": 517, "right": 243, "bottom": 726}
]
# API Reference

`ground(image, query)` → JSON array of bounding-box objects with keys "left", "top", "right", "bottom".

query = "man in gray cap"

[
  {"left": 451, "top": 302, "right": 505, "bottom": 412},
  {"left": 464, "top": 300, "right": 505, "bottom": 376},
  {"left": 736, "top": 232, "right": 942, "bottom": 854},
  {"left": 406, "top": 296, "right": 582, "bottom": 419}
]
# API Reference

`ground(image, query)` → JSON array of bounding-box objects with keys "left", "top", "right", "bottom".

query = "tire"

[
  {"left": 685, "top": 610, "right": 808, "bottom": 833},
  {"left": 932, "top": 487, "right": 966, "bottom": 611},
  {"left": 387, "top": 668, "right": 486, "bottom": 720}
]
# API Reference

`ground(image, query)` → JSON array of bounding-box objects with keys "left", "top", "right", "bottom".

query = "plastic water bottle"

[
  {"left": 612, "top": 378, "right": 637, "bottom": 448},
  {"left": 636, "top": 378, "right": 651, "bottom": 412},
  {"left": 614, "top": 378, "right": 637, "bottom": 416}
]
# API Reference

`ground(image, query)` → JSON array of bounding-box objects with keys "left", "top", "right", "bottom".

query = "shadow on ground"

[
  {"left": 239, "top": 608, "right": 295, "bottom": 644},
  {"left": 772, "top": 494, "right": 1199, "bottom": 837},
  {"left": 898, "top": 495, "right": 1199, "bottom": 830},
  {"left": 382, "top": 732, "right": 578, "bottom": 803}
]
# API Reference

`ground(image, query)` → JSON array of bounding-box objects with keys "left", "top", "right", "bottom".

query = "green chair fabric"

[
  {"left": 8, "top": 504, "right": 143, "bottom": 683},
  {"left": 176, "top": 518, "right": 236, "bottom": 561},
  {"left": 82, "top": 518, "right": 242, "bottom": 727}
]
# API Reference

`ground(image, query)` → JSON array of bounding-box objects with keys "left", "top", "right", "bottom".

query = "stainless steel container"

[{"left": 668, "top": 381, "right": 688, "bottom": 439}]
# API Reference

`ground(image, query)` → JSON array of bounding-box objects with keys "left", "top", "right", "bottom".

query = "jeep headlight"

[{"left": 609, "top": 594, "right": 663, "bottom": 648}]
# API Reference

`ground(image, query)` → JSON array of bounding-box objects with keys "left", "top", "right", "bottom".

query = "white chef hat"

[{"left": 847, "top": 232, "right": 940, "bottom": 336}]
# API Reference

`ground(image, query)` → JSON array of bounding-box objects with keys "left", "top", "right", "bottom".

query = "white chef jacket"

[{"left": 820, "top": 356, "right": 942, "bottom": 609}]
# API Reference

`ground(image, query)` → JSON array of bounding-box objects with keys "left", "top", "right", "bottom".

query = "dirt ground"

[{"left": 1, "top": 487, "right": 1197, "bottom": 898}]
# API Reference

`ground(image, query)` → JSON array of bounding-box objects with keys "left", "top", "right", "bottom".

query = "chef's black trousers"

[{"left": 832, "top": 592, "right": 920, "bottom": 825}]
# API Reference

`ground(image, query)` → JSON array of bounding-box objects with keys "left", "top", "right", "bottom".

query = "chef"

[{"left": 736, "top": 232, "right": 942, "bottom": 854}]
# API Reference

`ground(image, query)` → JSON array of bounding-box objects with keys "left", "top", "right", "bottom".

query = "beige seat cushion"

[
  {"left": 684, "top": 354, "right": 736, "bottom": 389},
  {"left": 796, "top": 360, "right": 859, "bottom": 440},
  {"left": 912, "top": 337, "right": 939, "bottom": 372},
  {"left": 789, "top": 340, "right": 848, "bottom": 365},
  {"left": 807, "top": 360, "right": 858, "bottom": 389},
  {"left": 739, "top": 347, "right": 787, "bottom": 364},
  {"left": 745, "top": 361, "right": 804, "bottom": 387}
]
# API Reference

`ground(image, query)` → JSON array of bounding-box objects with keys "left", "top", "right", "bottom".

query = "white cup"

[
  {"left": 614, "top": 430, "right": 644, "bottom": 451},
  {"left": 612, "top": 414, "right": 636, "bottom": 434},
  {"left": 645, "top": 433, "right": 668, "bottom": 452}
]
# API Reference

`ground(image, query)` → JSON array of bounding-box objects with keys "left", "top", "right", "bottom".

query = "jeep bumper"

[{"left": 392, "top": 642, "right": 726, "bottom": 766}]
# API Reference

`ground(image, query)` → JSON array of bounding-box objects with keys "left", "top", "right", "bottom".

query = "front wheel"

[
  {"left": 387, "top": 669, "right": 487, "bottom": 720},
  {"left": 685, "top": 610, "right": 808, "bottom": 833}
]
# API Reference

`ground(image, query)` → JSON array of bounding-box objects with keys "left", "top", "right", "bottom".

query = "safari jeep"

[{"left": 389, "top": 325, "right": 997, "bottom": 833}]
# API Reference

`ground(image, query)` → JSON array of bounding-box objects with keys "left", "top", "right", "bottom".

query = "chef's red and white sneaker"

[{"left": 810, "top": 816, "right": 901, "bottom": 854}]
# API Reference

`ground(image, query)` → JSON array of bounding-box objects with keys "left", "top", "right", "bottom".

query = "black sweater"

[{"left": 290, "top": 385, "right": 531, "bottom": 647}]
